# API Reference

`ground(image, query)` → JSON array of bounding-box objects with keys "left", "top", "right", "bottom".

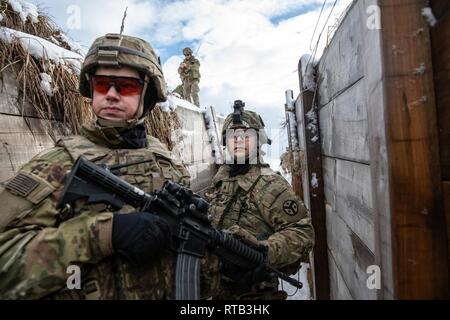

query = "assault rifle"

[{"left": 57, "top": 155, "right": 302, "bottom": 299}]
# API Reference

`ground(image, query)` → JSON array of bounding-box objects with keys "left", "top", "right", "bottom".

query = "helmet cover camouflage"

[
  {"left": 79, "top": 33, "right": 167, "bottom": 121},
  {"left": 222, "top": 109, "right": 271, "bottom": 146},
  {"left": 183, "top": 47, "right": 193, "bottom": 55}
]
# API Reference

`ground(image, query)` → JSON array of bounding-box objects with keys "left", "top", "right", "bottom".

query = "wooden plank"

[
  {"left": 379, "top": 0, "right": 449, "bottom": 299},
  {"left": 328, "top": 251, "right": 354, "bottom": 300},
  {"left": 323, "top": 155, "right": 375, "bottom": 264},
  {"left": 430, "top": 0, "right": 450, "bottom": 180},
  {"left": 298, "top": 59, "right": 329, "bottom": 300},
  {"left": 366, "top": 80, "right": 395, "bottom": 300},
  {"left": 317, "top": 0, "right": 364, "bottom": 107},
  {"left": 444, "top": 182, "right": 450, "bottom": 261},
  {"left": 0, "top": 115, "right": 55, "bottom": 182},
  {"left": 319, "top": 78, "right": 370, "bottom": 164},
  {"left": 326, "top": 204, "right": 376, "bottom": 299},
  {"left": 362, "top": 0, "right": 395, "bottom": 300},
  {"left": 335, "top": 158, "right": 374, "bottom": 252},
  {"left": 295, "top": 96, "right": 310, "bottom": 206},
  {"left": 0, "top": 69, "right": 39, "bottom": 117}
]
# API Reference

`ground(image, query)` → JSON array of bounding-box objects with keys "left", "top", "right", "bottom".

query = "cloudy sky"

[{"left": 28, "top": 0, "right": 353, "bottom": 168}]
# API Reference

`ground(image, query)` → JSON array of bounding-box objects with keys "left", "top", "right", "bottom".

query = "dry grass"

[
  {"left": 0, "top": 0, "right": 181, "bottom": 150},
  {"left": 146, "top": 105, "right": 181, "bottom": 151},
  {"left": 0, "top": 0, "right": 93, "bottom": 139}
]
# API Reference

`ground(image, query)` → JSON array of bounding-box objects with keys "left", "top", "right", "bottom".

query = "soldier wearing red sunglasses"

[{"left": 0, "top": 34, "right": 221, "bottom": 300}]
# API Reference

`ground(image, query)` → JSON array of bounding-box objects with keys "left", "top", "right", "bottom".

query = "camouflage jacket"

[
  {"left": 203, "top": 164, "right": 315, "bottom": 298},
  {"left": 0, "top": 121, "right": 203, "bottom": 299},
  {"left": 178, "top": 56, "right": 201, "bottom": 81}
]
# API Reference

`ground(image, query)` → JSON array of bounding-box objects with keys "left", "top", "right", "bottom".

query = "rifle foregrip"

[{"left": 210, "top": 230, "right": 264, "bottom": 269}]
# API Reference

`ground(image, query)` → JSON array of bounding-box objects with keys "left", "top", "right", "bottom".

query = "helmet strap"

[{"left": 135, "top": 74, "right": 149, "bottom": 120}]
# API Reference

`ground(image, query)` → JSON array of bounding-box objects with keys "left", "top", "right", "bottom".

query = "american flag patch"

[{"left": 6, "top": 173, "right": 39, "bottom": 197}]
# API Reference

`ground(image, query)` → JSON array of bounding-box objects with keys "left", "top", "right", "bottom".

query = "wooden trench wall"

[{"left": 294, "top": 0, "right": 450, "bottom": 299}]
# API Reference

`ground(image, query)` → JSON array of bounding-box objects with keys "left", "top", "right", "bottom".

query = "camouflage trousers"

[{"left": 183, "top": 79, "right": 200, "bottom": 107}]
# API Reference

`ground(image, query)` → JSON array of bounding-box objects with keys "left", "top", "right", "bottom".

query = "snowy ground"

[{"left": 280, "top": 262, "right": 312, "bottom": 300}]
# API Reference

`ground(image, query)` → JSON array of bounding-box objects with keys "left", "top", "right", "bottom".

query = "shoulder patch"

[
  {"left": 5, "top": 171, "right": 56, "bottom": 204},
  {"left": 5, "top": 172, "right": 39, "bottom": 197},
  {"left": 282, "top": 200, "right": 299, "bottom": 216}
]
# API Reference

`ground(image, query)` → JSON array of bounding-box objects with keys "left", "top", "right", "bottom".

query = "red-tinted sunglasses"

[{"left": 92, "top": 75, "right": 144, "bottom": 96}]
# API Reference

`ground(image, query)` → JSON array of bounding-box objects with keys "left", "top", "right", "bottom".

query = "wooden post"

[
  {"left": 379, "top": 0, "right": 449, "bottom": 298},
  {"left": 429, "top": 0, "right": 450, "bottom": 286},
  {"left": 284, "top": 90, "right": 304, "bottom": 201},
  {"left": 298, "top": 58, "right": 330, "bottom": 300}
]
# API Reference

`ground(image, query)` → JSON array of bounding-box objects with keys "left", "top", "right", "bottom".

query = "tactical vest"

[
  {"left": 204, "top": 165, "right": 286, "bottom": 299},
  {"left": 50, "top": 134, "right": 190, "bottom": 299},
  {"left": 206, "top": 166, "right": 274, "bottom": 239}
]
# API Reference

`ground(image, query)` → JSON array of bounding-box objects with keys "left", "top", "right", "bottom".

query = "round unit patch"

[{"left": 283, "top": 200, "right": 298, "bottom": 216}]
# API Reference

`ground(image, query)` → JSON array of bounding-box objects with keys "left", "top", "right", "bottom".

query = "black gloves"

[
  {"left": 221, "top": 246, "right": 275, "bottom": 289},
  {"left": 112, "top": 212, "right": 172, "bottom": 267},
  {"left": 222, "top": 263, "right": 274, "bottom": 289}
]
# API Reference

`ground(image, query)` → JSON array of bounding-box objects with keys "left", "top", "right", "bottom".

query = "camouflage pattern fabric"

[
  {"left": 0, "top": 120, "right": 212, "bottom": 300},
  {"left": 182, "top": 79, "right": 200, "bottom": 107},
  {"left": 203, "top": 164, "right": 314, "bottom": 300},
  {"left": 178, "top": 55, "right": 201, "bottom": 107},
  {"left": 172, "top": 84, "right": 185, "bottom": 99}
]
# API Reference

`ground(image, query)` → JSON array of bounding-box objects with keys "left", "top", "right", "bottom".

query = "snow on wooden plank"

[
  {"left": 173, "top": 105, "right": 224, "bottom": 192},
  {"left": 325, "top": 203, "right": 376, "bottom": 300},
  {"left": 319, "top": 78, "right": 370, "bottom": 164},
  {"left": 317, "top": 0, "right": 365, "bottom": 107}
]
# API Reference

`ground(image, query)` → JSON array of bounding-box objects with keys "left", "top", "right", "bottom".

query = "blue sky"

[{"left": 24, "top": 0, "right": 353, "bottom": 168}]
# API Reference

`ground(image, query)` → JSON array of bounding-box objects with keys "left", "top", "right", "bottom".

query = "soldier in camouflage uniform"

[
  {"left": 203, "top": 102, "right": 315, "bottom": 299},
  {"left": 0, "top": 33, "right": 217, "bottom": 299},
  {"left": 177, "top": 47, "right": 201, "bottom": 107}
]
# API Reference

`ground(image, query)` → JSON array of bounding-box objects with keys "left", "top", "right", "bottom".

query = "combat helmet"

[
  {"left": 79, "top": 33, "right": 167, "bottom": 126},
  {"left": 221, "top": 100, "right": 272, "bottom": 146},
  {"left": 183, "top": 47, "right": 193, "bottom": 56}
]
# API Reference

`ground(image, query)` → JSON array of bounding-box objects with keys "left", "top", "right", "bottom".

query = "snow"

[
  {"left": 156, "top": 100, "right": 171, "bottom": 112},
  {"left": 414, "top": 62, "right": 426, "bottom": 75},
  {"left": 306, "top": 109, "right": 318, "bottom": 142},
  {"left": 287, "top": 111, "right": 299, "bottom": 149},
  {"left": 166, "top": 93, "right": 205, "bottom": 113},
  {"left": 7, "top": 0, "right": 39, "bottom": 24},
  {"left": 300, "top": 54, "right": 318, "bottom": 91},
  {"left": 0, "top": 27, "right": 83, "bottom": 72},
  {"left": 280, "top": 263, "right": 312, "bottom": 300},
  {"left": 422, "top": 7, "right": 437, "bottom": 27},
  {"left": 311, "top": 173, "right": 319, "bottom": 189},
  {"left": 203, "top": 108, "right": 224, "bottom": 164},
  {"left": 0, "top": 14, "right": 4, "bottom": 22},
  {"left": 58, "top": 33, "right": 84, "bottom": 54},
  {"left": 39, "top": 73, "right": 53, "bottom": 96}
]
